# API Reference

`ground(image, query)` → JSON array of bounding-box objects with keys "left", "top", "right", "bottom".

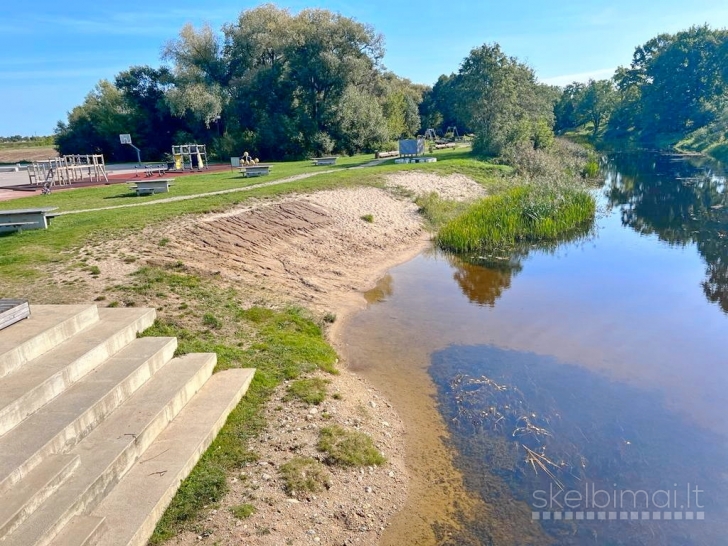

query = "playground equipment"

[
  {"left": 171, "top": 144, "right": 208, "bottom": 171},
  {"left": 27, "top": 155, "right": 108, "bottom": 187},
  {"left": 445, "top": 126, "right": 461, "bottom": 140},
  {"left": 424, "top": 128, "right": 438, "bottom": 141}
]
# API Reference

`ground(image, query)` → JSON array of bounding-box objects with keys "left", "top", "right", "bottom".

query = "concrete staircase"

[{"left": 0, "top": 305, "right": 255, "bottom": 546}]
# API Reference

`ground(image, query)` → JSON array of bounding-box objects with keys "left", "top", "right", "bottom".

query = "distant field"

[{"left": 0, "top": 146, "right": 58, "bottom": 163}]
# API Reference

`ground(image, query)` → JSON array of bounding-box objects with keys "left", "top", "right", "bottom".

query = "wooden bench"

[
  {"left": 375, "top": 150, "right": 399, "bottom": 159},
  {"left": 129, "top": 179, "right": 174, "bottom": 196},
  {"left": 434, "top": 143, "right": 456, "bottom": 150},
  {"left": 311, "top": 157, "right": 338, "bottom": 166},
  {"left": 239, "top": 165, "right": 272, "bottom": 178},
  {"left": 0, "top": 207, "right": 58, "bottom": 233}
]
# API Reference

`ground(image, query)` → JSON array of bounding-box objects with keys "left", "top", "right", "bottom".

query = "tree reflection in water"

[{"left": 605, "top": 152, "right": 728, "bottom": 314}]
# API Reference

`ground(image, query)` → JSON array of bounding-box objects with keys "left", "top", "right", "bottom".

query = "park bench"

[
  {"left": 375, "top": 150, "right": 399, "bottom": 159},
  {"left": 311, "top": 157, "right": 338, "bottom": 166},
  {"left": 128, "top": 178, "right": 174, "bottom": 196},
  {"left": 434, "top": 143, "right": 456, "bottom": 150},
  {"left": 0, "top": 207, "right": 58, "bottom": 233},
  {"left": 240, "top": 165, "right": 272, "bottom": 177}
]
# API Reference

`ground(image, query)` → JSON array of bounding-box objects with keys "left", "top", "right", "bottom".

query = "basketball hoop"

[{"left": 119, "top": 134, "right": 141, "bottom": 163}]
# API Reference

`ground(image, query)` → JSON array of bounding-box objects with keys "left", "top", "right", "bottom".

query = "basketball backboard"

[{"left": 119, "top": 134, "right": 132, "bottom": 145}]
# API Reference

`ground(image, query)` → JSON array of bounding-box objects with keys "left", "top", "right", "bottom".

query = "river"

[{"left": 341, "top": 152, "right": 728, "bottom": 545}]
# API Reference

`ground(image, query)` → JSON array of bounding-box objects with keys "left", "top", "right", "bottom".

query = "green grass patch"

[
  {"left": 202, "top": 313, "right": 222, "bottom": 329},
  {"left": 279, "top": 457, "right": 332, "bottom": 497},
  {"left": 317, "top": 425, "right": 386, "bottom": 467},
  {"left": 360, "top": 214, "right": 374, "bottom": 223},
  {"left": 437, "top": 185, "right": 596, "bottom": 254},
  {"left": 116, "top": 265, "right": 339, "bottom": 543},
  {"left": 415, "top": 192, "right": 471, "bottom": 230},
  {"left": 285, "top": 377, "right": 330, "bottom": 405},
  {"left": 230, "top": 503, "right": 257, "bottom": 519}
]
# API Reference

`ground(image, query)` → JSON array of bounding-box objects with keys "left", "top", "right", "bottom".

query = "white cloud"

[{"left": 539, "top": 67, "right": 616, "bottom": 87}]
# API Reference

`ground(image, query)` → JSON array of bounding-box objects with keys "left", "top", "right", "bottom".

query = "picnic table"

[
  {"left": 0, "top": 207, "right": 58, "bottom": 233},
  {"left": 311, "top": 157, "right": 338, "bottom": 166},
  {"left": 239, "top": 165, "right": 272, "bottom": 178},
  {"left": 129, "top": 178, "right": 174, "bottom": 196}
]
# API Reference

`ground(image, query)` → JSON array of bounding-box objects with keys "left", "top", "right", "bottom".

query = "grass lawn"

[{"left": 0, "top": 147, "right": 508, "bottom": 287}]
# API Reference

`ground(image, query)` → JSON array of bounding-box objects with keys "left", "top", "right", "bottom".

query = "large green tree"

[
  {"left": 55, "top": 81, "right": 131, "bottom": 160},
  {"left": 449, "top": 43, "right": 555, "bottom": 156},
  {"left": 114, "top": 66, "right": 181, "bottom": 159}
]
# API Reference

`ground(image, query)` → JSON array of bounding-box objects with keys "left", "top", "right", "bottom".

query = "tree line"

[
  {"left": 554, "top": 25, "right": 728, "bottom": 160},
  {"left": 53, "top": 5, "right": 728, "bottom": 163},
  {"left": 53, "top": 4, "right": 557, "bottom": 162}
]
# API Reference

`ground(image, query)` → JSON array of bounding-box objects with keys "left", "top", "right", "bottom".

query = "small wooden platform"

[
  {"left": 0, "top": 299, "right": 30, "bottom": 331},
  {"left": 239, "top": 165, "right": 272, "bottom": 177},
  {"left": 311, "top": 157, "right": 338, "bottom": 166}
]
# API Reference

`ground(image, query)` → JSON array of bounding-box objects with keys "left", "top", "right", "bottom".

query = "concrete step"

[
  {"left": 52, "top": 516, "right": 105, "bottom": 546},
  {"left": 0, "top": 308, "right": 156, "bottom": 437},
  {"left": 1, "top": 353, "right": 216, "bottom": 546},
  {"left": 0, "top": 337, "right": 177, "bottom": 494},
  {"left": 0, "top": 454, "right": 79, "bottom": 538},
  {"left": 0, "top": 305, "right": 99, "bottom": 379},
  {"left": 93, "top": 368, "right": 256, "bottom": 546}
]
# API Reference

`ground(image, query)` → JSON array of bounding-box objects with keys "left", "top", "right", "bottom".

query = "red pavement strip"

[{"left": 0, "top": 164, "right": 234, "bottom": 202}]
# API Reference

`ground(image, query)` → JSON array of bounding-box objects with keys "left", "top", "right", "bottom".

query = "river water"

[{"left": 342, "top": 153, "right": 728, "bottom": 545}]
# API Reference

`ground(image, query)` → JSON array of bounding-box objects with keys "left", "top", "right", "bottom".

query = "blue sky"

[{"left": 2, "top": 0, "right": 728, "bottom": 136}]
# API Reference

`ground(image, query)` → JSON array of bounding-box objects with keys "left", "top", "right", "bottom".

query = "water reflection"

[
  {"left": 450, "top": 256, "right": 521, "bottom": 307},
  {"left": 606, "top": 153, "right": 728, "bottom": 313},
  {"left": 364, "top": 273, "right": 393, "bottom": 304}
]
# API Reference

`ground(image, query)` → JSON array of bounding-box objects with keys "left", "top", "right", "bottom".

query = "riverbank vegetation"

[{"left": 437, "top": 184, "right": 595, "bottom": 254}]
